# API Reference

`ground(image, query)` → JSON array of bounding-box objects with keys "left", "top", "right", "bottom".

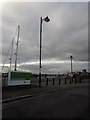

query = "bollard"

[
  {"left": 52, "top": 77, "right": 54, "bottom": 85},
  {"left": 59, "top": 78, "right": 61, "bottom": 85},
  {"left": 65, "top": 78, "right": 67, "bottom": 84},
  {"left": 72, "top": 77, "right": 73, "bottom": 83},
  {"left": 75, "top": 77, "right": 76, "bottom": 84},
  {"left": 80, "top": 77, "right": 81, "bottom": 83},
  {"left": 46, "top": 77, "right": 48, "bottom": 86},
  {"left": 70, "top": 78, "right": 71, "bottom": 84}
]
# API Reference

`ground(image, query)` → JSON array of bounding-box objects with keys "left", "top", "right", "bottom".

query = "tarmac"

[
  {"left": 2, "top": 82, "right": 89, "bottom": 103},
  {"left": 2, "top": 82, "right": 89, "bottom": 119}
]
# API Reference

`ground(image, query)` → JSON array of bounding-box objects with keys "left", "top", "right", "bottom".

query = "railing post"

[
  {"left": 52, "top": 77, "right": 54, "bottom": 85},
  {"left": 70, "top": 77, "right": 71, "bottom": 84},
  {"left": 59, "top": 78, "right": 61, "bottom": 85},
  {"left": 71, "top": 77, "right": 73, "bottom": 83},
  {"left": 80, "top": 76, "right": 81, "bottom": 83},
  {"left": 65, "top": 77, "right": 67, "bottom": 84},
  {"left": 75, "top": 76, "right": 76, "bottom": 83},
  {"left": 46, "top": 77, "right": 48, "bottom": 86}
]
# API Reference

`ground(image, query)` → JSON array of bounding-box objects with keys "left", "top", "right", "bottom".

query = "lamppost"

[
  {"left": 39, "top": 16, "right": 50, "bottom": 87},
  {"left": 70, "top": 55, "right": 73, "bottom": 74}
]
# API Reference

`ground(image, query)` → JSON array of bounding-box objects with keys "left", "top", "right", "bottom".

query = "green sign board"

[{"left": 11, "top": 71, "right": 32, "bottom": 80}]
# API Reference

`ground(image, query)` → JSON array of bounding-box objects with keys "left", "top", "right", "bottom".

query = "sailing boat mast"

[
  {"left": 9, "top": 37, "right": 14, "bottom": 71},
  {"left": 14, "top": 25, "right": 20, "bottom": 71}
]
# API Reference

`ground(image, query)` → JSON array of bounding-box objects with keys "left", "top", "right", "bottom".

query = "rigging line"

[
  {"left": 13, "top": 27, "right": 18, "bottom": 39},
  {"left": 2, "top": 39, "right": 14, "bottom": 69},
  {"left": 2, "top": 26, "right": 18, "bottom": 70},
  {"left": 3, "top": 25, "right": 18, "bottom": 65}
]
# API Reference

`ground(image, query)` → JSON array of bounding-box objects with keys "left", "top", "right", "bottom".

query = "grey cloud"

[
  {"left": 2, "top": 2, "right": 88, "bottom": 73},
  {"left": 18, "top": 60, "right": 88, "bottom": 74}
]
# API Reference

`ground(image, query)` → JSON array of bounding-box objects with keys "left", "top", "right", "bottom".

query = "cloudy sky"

[{"left": 1, "top": 0, "right": 88, "bottom": 74}]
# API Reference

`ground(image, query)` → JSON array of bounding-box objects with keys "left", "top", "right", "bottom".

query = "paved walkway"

[
  {"left": 2, "top": 82, "right": 88, "bottom": 101},
  {"left": 2, "top": 84, "right": 88, "bottom": 118}
]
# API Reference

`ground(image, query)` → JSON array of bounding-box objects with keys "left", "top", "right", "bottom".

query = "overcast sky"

[{"left": 1, "top": 1, "right": 88, "bottom": 74}]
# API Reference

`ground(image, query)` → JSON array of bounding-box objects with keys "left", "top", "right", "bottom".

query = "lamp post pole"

[
  {"left": 70, "top": 55, "right": 73, "bottom": 74},
  {"left": 39, "top": 17, "right": 42, "bottom": 87},
  {"left": 39, "top": 16, "right": 50, "bottom": 87}
]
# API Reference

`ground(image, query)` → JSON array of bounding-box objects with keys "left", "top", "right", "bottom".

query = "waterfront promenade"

[
  {"left": 1, "top": 76, "right": 89, "bottom": 119},
  {"left": 2, "top": 83, "right": 88, "bottom": 118}
]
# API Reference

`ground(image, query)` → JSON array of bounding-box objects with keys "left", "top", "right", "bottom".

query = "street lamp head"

[
  {"left": 44, "top": 16, "right": 50, "bottom": 22},
  {"left": 70, "top": 55, "right": 73, "bottom": 59}
]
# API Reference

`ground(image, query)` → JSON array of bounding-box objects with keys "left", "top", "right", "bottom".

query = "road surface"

[{"left": 2, "top": 84, "right": 89, "bottom": 118}]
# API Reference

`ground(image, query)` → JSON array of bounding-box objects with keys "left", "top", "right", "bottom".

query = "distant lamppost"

[
  {"left": 39, "top": 16, "right": 50, "bottom": 87},
  {"left": 70, "top": 55, "right": 73, "bottom": 74}
]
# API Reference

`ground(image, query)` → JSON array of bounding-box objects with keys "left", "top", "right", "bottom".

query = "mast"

[
  {"left": 9, "top": 38, "right": 14, "bottom": 71},
  {"left": 14, "top": 25, "right": 20, "bottom": 71}
]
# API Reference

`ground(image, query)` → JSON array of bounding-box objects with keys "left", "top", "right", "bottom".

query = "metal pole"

[
  {"left": 39, "top": 17, "right": 42, "bottom": 87},
  {"left": 70, "top": 55, "right": 73, "bottom": 74},
  {"left": 59, "top": 78, "right": 61, "bottom": 85},
  {"left": 46, "top": 77, "right": 48, "bottom": 86},
  {"left": 65, "top": 77, "right": 67, "bottom": 84},
  {"left": 15, "top": 25, "right": 20, "bottom": 71},
  {"left": 52, "top": 77, "right": 55, "bottom": 85},
  {"left": 71, "top": 57, "right": 72, "bottom": 73}
]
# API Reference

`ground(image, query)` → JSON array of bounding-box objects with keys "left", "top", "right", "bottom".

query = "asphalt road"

[{"left": 2, "top": 84, "right": 88, "bottom": 118}]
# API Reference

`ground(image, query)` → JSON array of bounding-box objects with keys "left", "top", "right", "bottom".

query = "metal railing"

[{"left": 30, "top": 75, "right": 89, "bottom": 87}]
